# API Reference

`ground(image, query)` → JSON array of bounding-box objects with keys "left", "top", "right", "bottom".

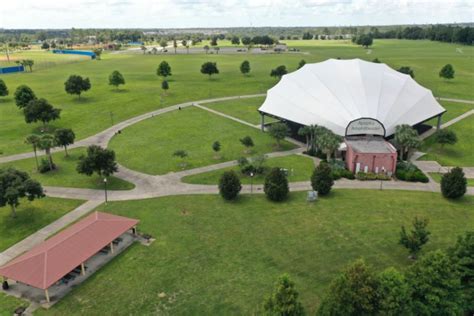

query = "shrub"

[
  {"left": 39, "top": 158, "right": 55, "bottom": 173},
  {"left": 396, "top": 162, "right": 429, "bottom": 183},
  {"left": 356, "top": 172, "right": 391, "bottom": 181},
  {"left": 264, "top": 167, "right": 289, "bottom": 201},
  {"left": 441, "top": 167, "right": 467, "bottom": 199},
  {"left": 328, "top": 160, "right": 354, "bottom": 180},
  {"left": 218, "top": 171, "right": 242, "bottom": 200},
  {"left": 311, "top": 162, "right": 334, "bottom": 195}
]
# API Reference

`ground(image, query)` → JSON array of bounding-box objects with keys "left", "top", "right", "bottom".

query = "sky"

[{"left": 0, "top": 0, "right": 472, "bottom": 29}]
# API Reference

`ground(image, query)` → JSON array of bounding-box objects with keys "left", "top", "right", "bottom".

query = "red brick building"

[{"left": 345, "top": 137, "right": 397, "bottom": 174}]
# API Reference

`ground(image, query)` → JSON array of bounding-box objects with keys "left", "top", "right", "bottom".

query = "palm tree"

[
  {"left": 25, "top": 134, "right": 41, "bottom": 171},
  {"left": 38, "top": 134, "right": 56, "bottom": 171}
]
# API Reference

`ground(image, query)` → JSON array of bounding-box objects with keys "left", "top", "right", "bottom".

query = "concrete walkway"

[
  {"left": 438, "top": 97, "right": 474, "bottom": 104},
  {"left": 420, "top": 109, "right": 473, "bottom": 140}
]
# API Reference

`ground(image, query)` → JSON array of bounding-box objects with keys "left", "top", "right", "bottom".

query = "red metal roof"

[{"left": 0, "top": 212, "right": 138, "bottom": 290}]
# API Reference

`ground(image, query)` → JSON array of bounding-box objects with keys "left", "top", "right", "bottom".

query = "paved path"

[
  {"left": 420, "top": 109, "right": 474, "bottom": 140},
  {"left": 438, "top": 97, "right": 474, "bottom": 104}
]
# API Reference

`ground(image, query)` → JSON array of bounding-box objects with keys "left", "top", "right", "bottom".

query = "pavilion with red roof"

[{"left": 0, "top": 211, "right": 138, "bottom": 303}]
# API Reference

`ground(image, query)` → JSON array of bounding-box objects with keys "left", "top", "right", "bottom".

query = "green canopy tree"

[
  {"left": 0, "top": 78, "right": 9, "bottom": 98},
  {"left": 23, "top": 98, "right": 61, "bottom": 128},
  {"left": 0, "top": 168, "right": 44, "bottom": 217},
  {"left": 408, "top": 250, "right": 464, "bottom": 315},
  {"left": 24, "top": 134, "right": 41, "bottom": 171},
  {"left": 157, "top": 61, "right": 172, "bottom": 78},
  {"left": 398, "top": 66, "right": 415, "bottom": 78},
  {"left": 14, "top": 85, "right": 36, "bottom": 109},
  {"left": 263, "top": 274, "right": 305, "bottom": 316},
  {"left": 20, "top": 59, "right": 34, "bottom": 72},
  {"left": 218, "top": 170, "right": 241, "bottom": 201},
  {"left": 434, "top": 129, "right": 457, "bottom": 148},
  {"left": 93, "top": 48, "right": 102, "bottom": 60},
  {"left": 212, "top": 140, "right": 221, "bottom": 158},
  {"left": 377, "top": 267, "right": 412, "bottom": 315},
  {"left": 54, "top": 128, "right": 75, "bottom": 157},
  {"left": 297, "top": 59, "right": 306, "bottom": 69},
  {"left": 240, "top": 60, "right": 250, "bottom": 76},
  {"left": 439, "top": 64, "right": 455, "bottom": 80},
  {"left": 231, "top": 36, "right": 240, "bottom": 45},
  {"left": 311, "top": 162, "right": 334, "bottom": 196},
  {"left": 270, "top": 65, "right": 287, "bottom": 80},
  {"left": 201, "top": 62, "right": 219, "bottom": 78},
  {"left": 172, "top": 150, "right": 188, "bottom": 169},
  {"left": 399, "top": 216, "right": 430, "bottom": 259},
  {"left": 441, "top": 167, "right": 467, "bottom": 199},
  {"left": 268, "top": 122, "right": 289, "bottom": 148},
  {"left": 239, "top": 136, "right": 254, "bottom": 153},
  {"left": 394, "top": 124, "right": 420, "bottom": 161},
  {"left": 108, "top": 70, "right": 125, "bottom": 90},
  {"left": 77, "top": 145, "right": 118, "bottom": 178},
  {"left": 264, "top": 167, "right": 289, "bottom": 202},
  {"left": 64, "top": 75, "right": 91, "bottom": 99},
  {"left": 449, "top": 232, "right": 474, "bottom": 313}
]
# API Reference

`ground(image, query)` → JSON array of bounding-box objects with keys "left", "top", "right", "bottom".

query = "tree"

[
  {"left": 231, "top": 36, "right": 240, "bottom": 45},
  {"left": 398, "top": 66, "right": 415, "bottom": 78},
  {"left": 37, "top": 134, "right": 56, "bottom": 171},
  {"left": 157, "top": 61, "right": 172, "bottom": 78},
  {"left": 240, "top": 136, "right": 254, "bottom": 153},
  {"left": 93, "top": 48, "right": 102, "bottom": 60},
  {"left": 20, "top": 59, "right": 34, "bottom": 72},
  {"left": 311, "top": 162, "right": 334, "bottom": 196},
  {"left": 317, "top": 259, "right": 379, "bottom": 316},
  {"left": 159, "top": 39, "right": 168, "bottom": 51},
  {"left": 161, "top": 80, "right": 169, "bottom": 95},
  {"left": 297, "top": 59, "right": 306, "bottom": 69},
  {"left": 210, "top": 36, "right": 218, "bottom": 46},
  {"left": 394, "top": 124, "right": 420, "bottom": 161},
  {"left": 54, "top": 128, "right": 75, "bottom": 157},
  {"left": 214, "top": 47, "right": 220, "bottom": 55},
  {"left": 0, "top": 168, "right": 44, "bottom": 217},
  {"left": 399, "top": 216, "right": 430, "bottom": 259},
  {"left": 439, "top": 64, "right": 455, "bottom": 80},
  {"left": 298, "top": 126, "right": 311, "bottom": 151},
  {"left": 316, "top": 130, "right": 342, "bottom": 161},
  {"left": 264, "top": 167, "right": 289, "bottom": 202},
  {"left": 23, "top": 98, "right": 61, "bottom": 127},
  {"left": 173, "top": 39, "right": 177, "bottom": 54},
  {"left": 172, "top": 150, "right": 188, "bottom": 169},
  {"left": 24, "top": 134, "right": 41, "bottom": 171},
  {"left": 263, "top": 274, "right": 305, "bottom": 316},
  {"left": 240, "top": 60, "right": 250, "bottom": 76},
  {"left": 449, "top": 232, "right": 474, "bottom": 313},
  {"left": 372, "top": 58, "right": 381, "bottom": 63},
  {"left": 268, "top": 122, "right": 289, "bottom": 148},
  {"left": 64, "top": 75, "right": 91, "bottom": 99},
  {"left": 241, "top": 36, "right": 251, "bottom": 49},
  {"left": 14, "top": 85, "right": 36, "bottom": 109},
  {"left": 201, "top": 62, "right": 219, "bottom": 78},
  {"left": 377, "top": 268, "right": 412, "bottom": 315},
  {"left": 140, "top": 45, "right": 146, "bottom": 54},
  {"left": 218, "top": 170, "right": 241, "bottom": 200},
  {"left": 41, "top": 42, "right": 50, "bottom": 50},
  {"left": 0, "top": 79, "right": 8, "bottom": 98},
  {"left": 203, "top": 45, "right": 210, "bottom": 54},
  {"left": 77, "top": 145, "right": 118, "bottom": 178},
  {"left": 408, "top": 250, "right": 464, "bottom": 315},
  {"left": 441, "top": 167, "right": 467, "bottom": 199},
  {"left": 434, "top": 129, "right": 457, "bottom": 148},
  {"left": 212, "top": 141, "right": 221, "bottom": 158},
  {"left": 270, "top": 65, "right": 287, "bottom": 80},
  {"left": 108, "top": 70, "right": 125, "bottom": 90},
  {"left": 355, "top": 34, "right": 373, "bottom": 48}
]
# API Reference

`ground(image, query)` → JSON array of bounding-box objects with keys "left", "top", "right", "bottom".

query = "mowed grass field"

[
  {"left": 182, "top": 154, "right": 316, "bottom": 184},
  {"left": 0, "top": 197, "right": 84, "bottom": 252},
  {"left": 109, "top": 106, "right": 295, "bottom": 175},
  {"left": 0, "top": 40, "right": 473, "bottom": 156},
  {"left": 32, "top": 190, "right": 473, "bottom": 315},
  {"left": 420, "top": 115, "right": 474, "bottom": 166},
  {"left": 0, "top": 147, "right": 134, "bottom": 190}
]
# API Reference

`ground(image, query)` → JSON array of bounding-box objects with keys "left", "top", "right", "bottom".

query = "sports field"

[{"left": 0, "top": 40, "right": 472, "bottom": 156}]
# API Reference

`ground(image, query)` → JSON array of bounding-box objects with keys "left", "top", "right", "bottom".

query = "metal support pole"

[
  {"left": 45, "top": 289, "right": 50, "bottom": 303},
  {"left": 80, "top": 263, "right": 86, "bottom": 276},
  {"left": 436, "top": 114, "right": 442, "bottom": 130},
  {"left": 110, "top": 242, "right": 114, "bottom": 254},
  {"left": 261, "top": 113, "right": 265, "bottom": 131}
]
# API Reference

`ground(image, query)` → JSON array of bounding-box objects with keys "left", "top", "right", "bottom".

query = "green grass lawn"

[
  {"left": 182, "top": 154, "right": 315, "bottom": 184},
  {"left": 425, "top": 100, "right": 473, "bottom": 126},
  {"left": 34, "top": 190, "right": 473, "bottom": 315},
  {"left": 0, "top": 148, "right": 134, "bottom": 190},
  {"left": 429, "top": 172, "right": 474, "bottom": 186},
  {"left": 0, "top": 294, "right": 28, "bottom": 316},
  {"left": 420, "top": 115, "right": 474, "bottom": 166},
  {"left": 109, "top": 106, "right": 295, "bottom": 175},
  {"left": 204, "top": 96, "right": 266, "bottom": 125},
  {"left": 0, "top": 40, "right": 472, "bottom": 156},
  {"left": 0, "top": 197, "right": 84, "bottom": 252}
]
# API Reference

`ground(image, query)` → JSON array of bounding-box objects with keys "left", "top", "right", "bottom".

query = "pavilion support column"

[
  {"left": 110, "top": 242, "right": 114, "bottom": 254},
  {"left": 80, "top": 263, "right": 86, "bottom": 276},
  {"left": 45, "top": 289, "right": 50, "bottom": 303},
  {"left": 261, "top": 113, "right": 265, "bottom": 131},
  {"left": 132, "top": 226, "right": 137, "bottom": 235},
  {"left": 436, "top": 114, "right": 442, "bottom": 130}
]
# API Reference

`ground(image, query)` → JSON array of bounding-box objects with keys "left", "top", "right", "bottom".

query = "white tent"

[{"left": 258, "top": 58, "right": 445, "bottom": 137}]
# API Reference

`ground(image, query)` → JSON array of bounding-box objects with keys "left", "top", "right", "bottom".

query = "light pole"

[
  {"left": 103, "top": 177, "right": 108, "bottom": 204},
  {"left": 250, "top": 172, "right": 254, "bottom": 194}
]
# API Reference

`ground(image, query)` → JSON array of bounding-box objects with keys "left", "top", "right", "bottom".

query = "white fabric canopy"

[{"left": 259, "top": 58, "right": 445, "bottom": 137}]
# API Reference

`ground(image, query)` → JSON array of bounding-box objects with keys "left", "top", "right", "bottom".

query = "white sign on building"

[{"left": 345, "top": 118, "right": 385, "bottom": 137}]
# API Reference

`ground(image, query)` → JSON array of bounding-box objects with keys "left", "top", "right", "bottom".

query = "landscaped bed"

[
  {"left": 0, "top": 148, "right": 135, "bottom": 190},
  {"left": 109, "top": 106, "right": 296, "bottom": 175},
  {"left": 182, "top": 154, "right": 315, "bottom": 184},
  {"left": 420, "top": 115, "right": 474, "bottom": 167},
  {"left": 0, "top": 197, "right": 84, "bottom": 252},
  {"left": 32, "top": 190, "right": 474, "bottom": 315}
]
